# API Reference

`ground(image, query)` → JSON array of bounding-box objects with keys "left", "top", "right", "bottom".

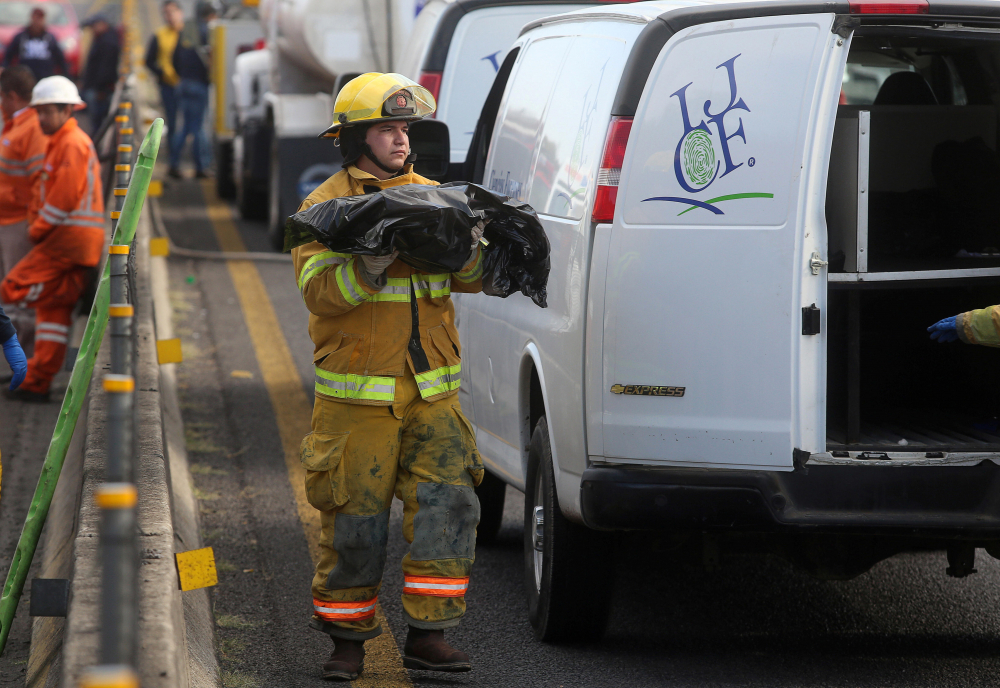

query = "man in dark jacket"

[
  {"left": 2, "top": 7, "right": 67, "bottom": 80},
  {"left": 80, "top": 15, "right": 120, "bottom": 134},
  {"left": 168, "top": 1, "right": 215, "bottom": 177}
]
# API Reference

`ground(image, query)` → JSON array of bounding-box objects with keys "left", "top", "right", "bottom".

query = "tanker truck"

[{"left": 230, "top": 0, "right": 417, "bottom": 247}]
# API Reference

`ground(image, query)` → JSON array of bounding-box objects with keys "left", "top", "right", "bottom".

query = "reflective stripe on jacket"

[
  {"left": 0, "top": 108, "right": 47, "bottom": 224},
  {"left": 958, "top": 306, "right": 1000, "bottom": 347},
  {"left": 292, "top": 164, "right": 484, "bottom": 406},
  {"left": 29, "top": 118, "right": 105, "bottom": 267}
]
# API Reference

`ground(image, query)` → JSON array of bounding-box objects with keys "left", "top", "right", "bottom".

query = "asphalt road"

[
  {"left": 154, "top": 174, "right": 1000, "bottom": 688},
  {"left": 0, "top": 373, "right": 68, "bottom": 685}
]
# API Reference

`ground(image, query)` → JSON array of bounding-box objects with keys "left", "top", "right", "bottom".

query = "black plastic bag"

[{"left": 284, "top": 182, "right": 550, "bottom": 307}]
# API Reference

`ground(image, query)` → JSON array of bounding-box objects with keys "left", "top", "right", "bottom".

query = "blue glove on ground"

[
  {"left": 927, "top": 316, "right": 959, "bottom": 343},
  {"left": 2, "top": 333, "right": 27, "bottom": 390}
]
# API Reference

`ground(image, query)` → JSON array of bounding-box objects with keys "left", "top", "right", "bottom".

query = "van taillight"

[
  {"left": 592, "top": 116, "right": 633, "bottom": 224},
  {"left": 849, "top": 0, "right": 928, "bottom": 13},
  {"left": 419, "top": 71, "right": 443, "bottom": 117}
]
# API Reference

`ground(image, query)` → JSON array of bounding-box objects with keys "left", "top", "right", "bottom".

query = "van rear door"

[{"left": 595, "top": 13, "right": 847, "bottom": 470}]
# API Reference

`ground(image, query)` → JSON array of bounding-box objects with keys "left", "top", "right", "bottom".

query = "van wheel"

[
  {"left": 475, "top": 470, "right": 507, "bottom": 545},
  {"left": 524, "top": 416, "right": 614, "bottom": 642}
]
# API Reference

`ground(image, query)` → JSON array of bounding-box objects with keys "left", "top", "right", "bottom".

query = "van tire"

[
  {"left": 524, "top": 416, "right": 614, "bottom": 642},
  {"left": 475, "top": 470, "right": 506, "bottom": 545}
]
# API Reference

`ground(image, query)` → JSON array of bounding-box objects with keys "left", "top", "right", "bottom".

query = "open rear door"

[{"left": 595, "top": 12, "right": 845, "bottom": 469}]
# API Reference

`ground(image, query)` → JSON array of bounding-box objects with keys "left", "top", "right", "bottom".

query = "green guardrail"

[{"left": 0, "top": 118, "right": 163, "bottom": 656}]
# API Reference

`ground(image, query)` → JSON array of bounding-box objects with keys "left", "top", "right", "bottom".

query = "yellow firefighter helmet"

[{"left": 319, "top": 72, "right": 436, "bottom": 139}]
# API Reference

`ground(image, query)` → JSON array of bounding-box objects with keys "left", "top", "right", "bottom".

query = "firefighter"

[
  {"left": 0, "top": 65, "right": 47, "bottom": 341},
  {"left": 292, "top": 73, "right": 487, "bottom": 681},
  {"left": 1, "top": 77, "right": 103, "bottom": 402}
]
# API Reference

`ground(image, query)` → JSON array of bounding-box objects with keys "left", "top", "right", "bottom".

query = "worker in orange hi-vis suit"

[
  {"left": 1, "top": 76, "right": 103, "bottom": 403},
  {"left": 0, "top": 65, "right": 48, "bottom": 343}
]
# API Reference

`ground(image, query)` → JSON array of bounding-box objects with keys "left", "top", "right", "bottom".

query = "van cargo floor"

[{"left": 827, "top": 409, "right": 1000, "bottom": 452}]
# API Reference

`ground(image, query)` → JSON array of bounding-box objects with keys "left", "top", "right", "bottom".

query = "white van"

[{"left": 443, "top": 0, "right": 1000, "bottom": 641}]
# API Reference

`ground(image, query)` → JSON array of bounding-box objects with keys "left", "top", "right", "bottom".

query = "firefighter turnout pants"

[
  {"left": 304, "top": 369, "right": 484, "bottom": 640},
  {"left": 0, "top": 248, "right": 86, "bottom": 394}
]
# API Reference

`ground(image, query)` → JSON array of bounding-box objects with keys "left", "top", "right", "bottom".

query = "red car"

[{"left": 0, "top": 1, "right": 81, "bottom": 78}]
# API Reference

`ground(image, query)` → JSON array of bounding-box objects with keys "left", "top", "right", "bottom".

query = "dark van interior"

[{"left": 825, "top": 28, "right": 1000, "bottom": 453}]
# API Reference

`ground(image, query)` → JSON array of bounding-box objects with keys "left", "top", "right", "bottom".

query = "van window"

[
  {"left": 439, "top": 6, "right": 587, "bottom": 163},
  {"left": 487, "top": 37, "right": 572, "bottom": 202},
  {"left": 842, "top": 44, "right": 972, "bottom": 106},
  {"left": 528, "top": 36, "right": 627, "bottom": 220}
]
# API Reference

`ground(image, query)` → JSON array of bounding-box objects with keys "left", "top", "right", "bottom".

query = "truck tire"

[
  {"left": 475, "top": 469, "right": 507, "bottom": 545},
  {"left": 237, "top": 172, "right": 266, "bottom": 220},
  {"left": 524, "top": 416, "right": 614, "bottom": 642},
  {"left": 216, "top": 139, "right": 236, "bottom": 199}
]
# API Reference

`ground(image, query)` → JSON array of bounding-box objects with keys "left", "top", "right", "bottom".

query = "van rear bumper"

[{"left": 580, "top": 462, "right": 1000, "bottom": 536}]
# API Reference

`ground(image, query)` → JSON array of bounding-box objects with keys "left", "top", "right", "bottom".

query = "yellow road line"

[{"left": 198, "top": 180, "right": 411, "bottom": 687}]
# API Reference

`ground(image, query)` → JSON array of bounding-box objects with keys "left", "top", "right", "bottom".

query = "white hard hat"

[{"left": 30, "top": 76, "right": 86, "bottom": 109}]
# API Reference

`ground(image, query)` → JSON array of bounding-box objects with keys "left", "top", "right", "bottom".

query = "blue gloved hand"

[
  {"left": 927, "top": 316, "right": 959, "bottom": 343},
  {"left": 2, "top": 333, "right": 27, "bottom": 390}
]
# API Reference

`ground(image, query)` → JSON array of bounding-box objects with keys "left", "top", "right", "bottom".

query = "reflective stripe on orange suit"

[
  {"left": 29, "top": 117, "right": 105, "bottom": 267},
  {"left": 0, "top": 107, "right": 48, "bottom": 224}
]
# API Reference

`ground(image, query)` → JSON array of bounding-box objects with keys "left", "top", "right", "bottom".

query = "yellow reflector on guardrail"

[
  {"left": 103, "top": 375, "right": 135, "bottom": 393},
  {"left": 176, "top": 547, "right": 218, "bottom": 591},
  {"left": 149, "top": 237, "right": 170, "bottom": 256},
  {"left": 95, "top": 483, "right": 138, "bottom": 509},
  {"left": 79, "top": 665, "right": 139, "bottom": 688},
  {"left": 156, "top": 338, "right": 182, "bottom": 364}
]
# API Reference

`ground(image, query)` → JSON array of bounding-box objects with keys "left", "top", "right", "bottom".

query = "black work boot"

[
  {"left": 403, "top": 627, "right": 472, "bottom": 672},
  {"left": 322, "top": 638, "right": 365, "bottom": 681}
]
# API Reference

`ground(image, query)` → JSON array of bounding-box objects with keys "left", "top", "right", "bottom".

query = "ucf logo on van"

[{"left": 645, "top": 54, "right": 773, "bottom": 216}]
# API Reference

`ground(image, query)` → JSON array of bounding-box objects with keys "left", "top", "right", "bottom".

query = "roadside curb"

[{"left": 60, "top": 205, "right": 184, "bottom": 687}]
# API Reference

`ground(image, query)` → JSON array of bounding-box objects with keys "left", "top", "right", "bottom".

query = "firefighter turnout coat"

[
  {"left": 0, "top": 107, "right": 47, "bottom": 224},
  {"left": 958, "top": 306, "right": 1000, "bottom": 346},
  {"left": 292, "top": 164, "right": 485, "bottom": 405}
]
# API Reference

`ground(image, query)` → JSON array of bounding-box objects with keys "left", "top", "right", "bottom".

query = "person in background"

[
  {"left": 2, "top": 7, "right": 67, "bottom": 80},
  {"left": 168, "top": 0, "right": 214, "bottom": 178},
  {"left": 1, "top": 77, "right": 103, "bottom": 403},
  {"left": 144, "top": 0, "right": 184, "bottom": 152},
  {"left": 0, "top": 66, "right": 47, "bottom": 345},
  {"left": 80, "top": 14, "right": 120, "bottom": 135}
]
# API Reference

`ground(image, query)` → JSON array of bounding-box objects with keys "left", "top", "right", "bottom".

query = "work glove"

[
  {"left": 470, "top": 219, "right": 488, "bottom": 252},
  {"left": 927, "top": 315, "right": 959, "bottom": 343},
  {"left": 360, "top": 251, "right": 398, "bottom": 287},
  {"left": 2, "top": 333, "right": 27, "bottom": 390}
]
